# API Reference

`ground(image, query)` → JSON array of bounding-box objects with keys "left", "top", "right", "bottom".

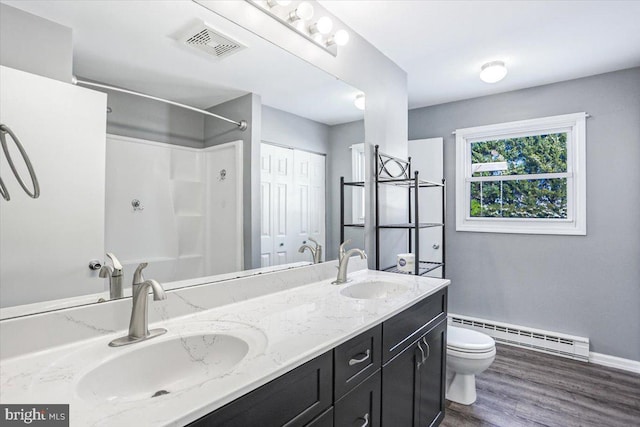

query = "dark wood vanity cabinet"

[{"left": 187, "top": 288, "right": 447, "bottom": 427}]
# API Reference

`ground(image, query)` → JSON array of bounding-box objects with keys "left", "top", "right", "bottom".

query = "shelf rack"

[
  {"left": 375, "top": 144, "right": 445, "bottom": 277},
  {"left": 339, "top": 145, "right": 446, "bottom": 277}
]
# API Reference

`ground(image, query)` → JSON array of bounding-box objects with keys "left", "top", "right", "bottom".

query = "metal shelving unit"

[
  {"left": 374, "top": 145, "right": 445, "bottom": 277},
  {"left": 339, "top": 177, "right": 365, "bottom": 244},
  {"left": 338, "top": 145, "right": 446, "bottom": 277}
]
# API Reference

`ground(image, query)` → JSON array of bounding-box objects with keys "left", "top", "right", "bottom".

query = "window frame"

[{"left": 455, "top": 112, "right": 587, "bottom": 235}]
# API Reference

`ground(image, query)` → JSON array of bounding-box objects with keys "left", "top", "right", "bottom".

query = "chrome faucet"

[
  {"left": 98, "top": 252, "right": 124, "bottom": 299},
  {"left": 298, "top": 237, "right": 323, "bottom": 264},
  {"left": 332, "top": 240, "right": 366, "bottom": 285},
  {"left": 109, "top": 263, "right": 167, "bottom": 347}
]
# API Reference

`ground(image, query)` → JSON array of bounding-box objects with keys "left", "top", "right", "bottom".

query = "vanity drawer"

[
  {"left": 334, "top": 324, "right": 382, "bottom": 399},
  {"left": 382, "top": 288, "right": 447, "bottom": 364},
  {"left": 305, "top": 407, "right": 333, "bottom": 427},
  {"left": 188, "top": 351, "right": 332, "bottom": 427},
  {"left": 334, "top": 370, "right": 381, "bottom": 427}
]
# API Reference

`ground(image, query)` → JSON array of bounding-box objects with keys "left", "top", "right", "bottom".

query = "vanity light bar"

[{"left": 246, "top": 0, "right": 346, "bottom": 57}]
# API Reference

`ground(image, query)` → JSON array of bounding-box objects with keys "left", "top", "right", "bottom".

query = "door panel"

[
  {"left": 408, "top": 138, "right": 443, "bottom": 278},
  {"left": 261, "top": 144, "right": 325, "bottom": 265},
  {"left": 261, "top": 143, "right": 294, "bottom": 266}
]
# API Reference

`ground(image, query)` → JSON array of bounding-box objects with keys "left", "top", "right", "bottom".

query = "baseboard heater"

[{"left": 448, "top": 313, "right": 590, "bottom": 362}]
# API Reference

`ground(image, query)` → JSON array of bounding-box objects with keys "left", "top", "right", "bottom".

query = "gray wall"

[
  {"left": 97, "top": 86, "right": 205, "bottom": 148},
  {"left": 327, "top": 120, "right": 365, "bottom": 260},
  {"left": 262, "top": 106, "right": 329, "bottom": 154},
  {"left": 0, "top": 3, "right": 72, "bottom": 82},
  {"left": 205, "top": 94, "right": 262, "bottom": 269},
  {"left": 408, "top": 67, "right": 640, "bottom": 360}
]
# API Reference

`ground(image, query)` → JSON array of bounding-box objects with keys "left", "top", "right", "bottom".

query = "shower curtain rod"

[{"left": 73, "top": 77, "right": 248, "bottom": 131}]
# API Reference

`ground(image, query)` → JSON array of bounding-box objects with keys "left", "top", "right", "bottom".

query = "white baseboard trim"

[{"left": 589, "top": 352, "right": 640, "bottom": 374}]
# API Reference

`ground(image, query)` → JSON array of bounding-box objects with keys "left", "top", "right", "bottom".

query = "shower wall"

[{"left": 105, "top": 135, "right": 242, "bottom": 284}]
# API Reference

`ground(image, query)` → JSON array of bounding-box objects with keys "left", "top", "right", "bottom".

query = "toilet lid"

[{"left": 448, "top": 326, "right": 495, "bottom": 352}]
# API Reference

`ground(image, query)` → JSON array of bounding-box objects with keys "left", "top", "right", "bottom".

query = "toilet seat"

[
  {"left": 447, "top": 326, "right": 495, "bottom": 353},
  {"left": 447, "top": 346, "right": 496, "bottom": 360}
]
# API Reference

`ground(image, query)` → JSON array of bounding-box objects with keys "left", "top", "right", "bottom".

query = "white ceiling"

[
  {"left": 321, "top": 0, "right": 640, "bottom": 109},
  {"left": 5, "top": 1, "right": 640, "bottom": 120},
  {"left": 2, "top": 0, "right": 364, "bottom": 125}
]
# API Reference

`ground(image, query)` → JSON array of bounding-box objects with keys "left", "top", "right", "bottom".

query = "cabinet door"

[
  {"left": 381, "top": 320, "right": 446, "bottom": 427},
  {"left": 416, "top": 321, "right": 446, "bottom": 427},
  {"left": 381, "top": 341, "right": 422, "bottom": 426}
]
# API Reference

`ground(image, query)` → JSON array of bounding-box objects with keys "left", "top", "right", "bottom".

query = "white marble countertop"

[{"left": 0, "top": 269, "right": 449, "bottom": 427}]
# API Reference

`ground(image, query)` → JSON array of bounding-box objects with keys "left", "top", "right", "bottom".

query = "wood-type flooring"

[{"left": 441, "top": 344, "right": 640, "bottom": 427}]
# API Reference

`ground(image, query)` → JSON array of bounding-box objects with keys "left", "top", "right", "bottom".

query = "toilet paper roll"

[{"left": 397, "top": 253, "right": 415, "bottom": 273}]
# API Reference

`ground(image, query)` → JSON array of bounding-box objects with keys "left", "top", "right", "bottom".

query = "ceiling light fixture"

[
  {"left": 266, "top": 0, "right": 291, "bottom": 7},
  {"left": 288, "top": 2, "right": 314, "bottom": 22},
  {"left": 327, "top": 29, "right": 349, "bottom": 47},
  {"left": 480, "top": 61, "right": 507, "bottom": 83},
  {"left": 354, "top": 94, "right": 365, "bottom": 110},
  {"left": 246, "top": 0, "right": 347, "bottom": 56},
  {"left": 310, "top": 16, "right": 333, "bottom": 35}
]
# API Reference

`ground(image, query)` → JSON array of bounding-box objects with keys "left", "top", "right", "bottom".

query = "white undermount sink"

[
  {"left": 340, "top": 281, "right": 409, "bottom": 300},
  {"left": 76, "top": 332, "right": 249, "bottom": 403}
]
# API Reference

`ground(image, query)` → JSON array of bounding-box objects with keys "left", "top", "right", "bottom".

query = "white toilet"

[{"left": 446, "top": 325, "right": 496, "bottom": 405}]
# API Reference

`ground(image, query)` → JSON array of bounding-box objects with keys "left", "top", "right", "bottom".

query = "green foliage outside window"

[{"left": 470, "top": 133, "right": 568, "bottom": 218}]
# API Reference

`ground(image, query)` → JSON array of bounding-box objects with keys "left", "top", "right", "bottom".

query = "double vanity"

[{"left": 0, "top": 260, "right": 449, "bottom": 426}]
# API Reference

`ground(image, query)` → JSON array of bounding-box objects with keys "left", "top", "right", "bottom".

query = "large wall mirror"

[{"left": 0, "top": 1, "right": 365, "bottom": 318}]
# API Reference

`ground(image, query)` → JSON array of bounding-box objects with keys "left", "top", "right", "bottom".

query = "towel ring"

[{"left": 0, "top": 124, "right": 40, "bottom": 200}]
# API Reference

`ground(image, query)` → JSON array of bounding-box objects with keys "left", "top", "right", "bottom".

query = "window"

[{"left": 455, "top": 113, "right": 587, "bottom": 235}]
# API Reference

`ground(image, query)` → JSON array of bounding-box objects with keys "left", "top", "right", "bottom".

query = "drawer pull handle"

[
  {"left": 348, "top": 349, "right": 371, "bottom": 366},
  {"left": 417, "top": 341, "right": 426, "bottom": 366},
  {"left": 422, "top": 337, "right": 430, "bottom": 360},
  {"left": 357, "top": 413, "right": 370, "bottom": 427}
]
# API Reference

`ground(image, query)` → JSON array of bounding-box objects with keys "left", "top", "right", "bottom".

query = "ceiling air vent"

[{"left": 180, "top": 22, "right": 246, "bottom": 59}]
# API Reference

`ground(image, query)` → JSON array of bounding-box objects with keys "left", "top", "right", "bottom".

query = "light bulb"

[
  {"left": 328, "top": 29, "right": 350, "bottom": 47},
  {"left": 289, "top": 2, "right": 314, "bottom": 21},
  {"left": 310, "top": 16, "right": 333, "bottom": 35},
  {"left": 354, "top": 94, "right": 365, "bottom": 110},
  {"left": 480, "top": 61, "right": 507, "bottom": 83}
]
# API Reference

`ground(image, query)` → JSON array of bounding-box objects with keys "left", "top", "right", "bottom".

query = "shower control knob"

[{"left": 89, "top": 260, "right": 102, "bottom": 271}]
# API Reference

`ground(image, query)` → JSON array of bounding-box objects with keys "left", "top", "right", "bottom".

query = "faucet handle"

[
  {"left": 106, "top": 252, "right": 123, "bottom": 273},
  {"left": 133, "top": 262, "right": 148, "bottom": 285},
  {"left": 309, "top": 237, "right": 320, "bottom": 248},
  {"left": 339, "top": 240, "right": 352, "bottom": 259}
]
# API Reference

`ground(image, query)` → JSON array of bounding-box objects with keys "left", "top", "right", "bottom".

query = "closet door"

[
  {"left": 292, "top": 150, "right": 325, "bottom": 263},
  {"left": 0, "top": 66, "right": 107, "bottom": 306},
  {"left": 261, "top": 144, "right": 326, "bottom": 267},
  {"left": 260, "top": 143, "right": 294, "bottom": 267}
]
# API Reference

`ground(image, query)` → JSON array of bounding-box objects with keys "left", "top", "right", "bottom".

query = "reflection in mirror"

[{"left": 0, "top": 1, "right": 364, "bottom": 319}]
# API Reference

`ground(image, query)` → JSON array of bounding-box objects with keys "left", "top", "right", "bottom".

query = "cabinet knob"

[{"left": 432, "top": 244, "right": 440, "bottom": 249}]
